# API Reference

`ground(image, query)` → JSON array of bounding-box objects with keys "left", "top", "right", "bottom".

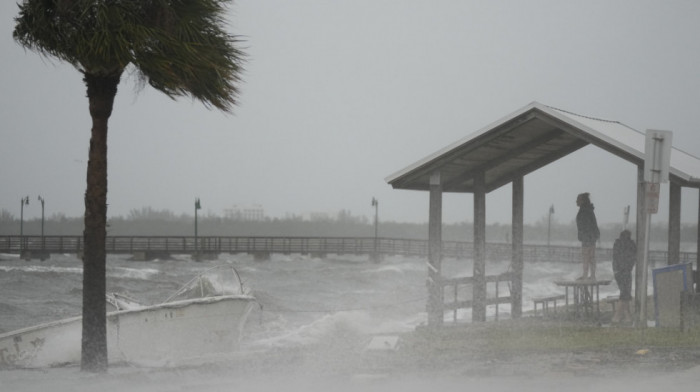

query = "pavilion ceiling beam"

[
  {"left": 391, "top": 112, "right": 539, "bottom": 189},
  {"left": 535, "top": 114, "right": 644, "bottom": 165},
  {"left": 442, "top": 128, "right": 566, "bottom": 190},
  {"left": 484, "top": 139, "right": 589, "bottom": 193}
]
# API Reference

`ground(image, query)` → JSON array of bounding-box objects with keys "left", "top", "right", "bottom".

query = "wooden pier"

[{"left": 0, "top": 235, "right": 692, "bottom": 264}]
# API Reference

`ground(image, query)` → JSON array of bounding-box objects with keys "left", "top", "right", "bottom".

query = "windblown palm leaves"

[{"left": 14, "top": 0, "right": 244, "bottom": 111}]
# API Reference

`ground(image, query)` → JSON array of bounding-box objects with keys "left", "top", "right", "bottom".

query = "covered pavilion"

[{"left": 386, "top": 101, "right": 700, "bottom": 326}]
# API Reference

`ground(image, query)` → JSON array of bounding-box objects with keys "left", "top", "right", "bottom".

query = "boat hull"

[{"left": 0, "top": 295, "right": 256, "bottom": 368}]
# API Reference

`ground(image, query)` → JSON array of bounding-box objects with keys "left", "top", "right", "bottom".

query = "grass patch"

[
  {"left": 485, "top": 325, "right": 700, "bottom": 352},
  {"left": 406, "top": 319, "right": 700, "bottom": 355}
]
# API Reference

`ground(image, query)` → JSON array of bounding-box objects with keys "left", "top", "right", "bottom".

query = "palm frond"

[{"left": 13, "top": 0, "right": 245, "bottom": 112}]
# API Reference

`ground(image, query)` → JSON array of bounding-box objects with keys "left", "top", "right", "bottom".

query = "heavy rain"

[{"left": 2, "top": 1, "right": 700, "bottom": 391}]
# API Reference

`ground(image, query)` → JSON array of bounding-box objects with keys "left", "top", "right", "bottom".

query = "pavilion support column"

[
  {"left": 667, "top": 182, "right": 681, "bottom": 265},
  {"left": 473, "top": 171, "right": 487, "bottom": 322},
  {"left": 427, "top": 171, "right": 443, "bottom": 328},
  {"left": 511, "top": 176, "right": 524, "bottom": 319},
  {"left": 635, "top": 166, "right": 647, "bottom": 321}
]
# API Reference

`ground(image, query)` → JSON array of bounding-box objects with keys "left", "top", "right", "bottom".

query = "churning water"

[{"left": 0, "top": 252, "right": 697, "bottom": 392}]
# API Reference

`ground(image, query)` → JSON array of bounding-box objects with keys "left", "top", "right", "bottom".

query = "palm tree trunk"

[{"left": 81, "top": 72, "right": 121, "bottom": 372}]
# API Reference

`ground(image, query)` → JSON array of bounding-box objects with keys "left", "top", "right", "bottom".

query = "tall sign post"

[{"left": 639, "top": 130, "right": 672, "bottom": 327}]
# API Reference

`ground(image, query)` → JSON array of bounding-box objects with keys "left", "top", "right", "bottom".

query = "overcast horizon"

[{"left": 2, "top": 1, "right": 700, "bottom": 226}]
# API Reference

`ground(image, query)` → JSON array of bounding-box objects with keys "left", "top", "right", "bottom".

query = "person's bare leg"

[
  {"left": 621, "top": 300, "right": 632, "bottom": 323},
  {"left": 579, "top": 254, "right": 588, "bottom": 280},
  {"left": 612, "top": 301, "right": 622, "bottom": 323},
  {"left": 579, "top": 245, "right": 593, "bottom": 280}
]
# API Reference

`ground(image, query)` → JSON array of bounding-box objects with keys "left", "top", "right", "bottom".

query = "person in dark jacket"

[
  {"left": 576, "top": 192, "right": 600, "bottom": 280},
  {"left": 612, "top": 229, "right": 636, "bottom": 323}
]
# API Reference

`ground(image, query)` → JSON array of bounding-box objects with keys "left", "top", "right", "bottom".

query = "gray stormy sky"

[{"left": 2, "top": 1, "right": 700, "bottom": 226}]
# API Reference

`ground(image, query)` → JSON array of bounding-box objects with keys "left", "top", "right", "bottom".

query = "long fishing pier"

[{"left": 0, "top": 235, "right": 692, "bottom": 264}]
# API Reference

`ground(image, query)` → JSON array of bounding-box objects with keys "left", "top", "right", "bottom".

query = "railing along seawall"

[{"left": 0, "top": 235, "right": 695, "bottom": 265}]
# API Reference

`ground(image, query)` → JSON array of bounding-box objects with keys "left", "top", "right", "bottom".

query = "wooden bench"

[{"left": 533, "top": 294, "right": 566, "bottom": 316}]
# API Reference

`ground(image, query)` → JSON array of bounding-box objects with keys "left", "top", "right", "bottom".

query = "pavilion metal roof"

[{"left": 386, "top": 101, "right": 700, "bottom": 192}]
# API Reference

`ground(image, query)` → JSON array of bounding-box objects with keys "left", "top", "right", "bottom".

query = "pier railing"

[{"left": 0, "top": 235, "right": 695, "bottom": 265}]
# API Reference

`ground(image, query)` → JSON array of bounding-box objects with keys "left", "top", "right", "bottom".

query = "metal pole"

[
  {"left": 371, "top": 197, "right": 378, "bottom": 262},
  {"left": 547, "top": 205, "right": 554, "bottom": 261},
  {"left": 20, "top": 196, "right": 29, "bottom": 236},
  {"left": 20, "top": 196, "right": 29, "bottom": 253},
  {"left": 547, "top": 205, "right": 554, "bottom": 247},
  {"left": 639, "top": 134, "right": 664, "bottom": 328},
  {"left": 640, "top": 205, "right": 652, "bottom": 328},
  {"left": 38, "top": 196, "right": 45, "bottom": 238},
  {"left": 547, "top": 211, "right": 551, "bottom": 248},
  {"left": 195, "top": 198, "right": 200, "bottom": 257},
  {"left": 374, "top": 200, "right": 378, "bottom": 240},
  {"left": 640, "top": 205, "right": 652, "bottom": 327},
  {"left": 38, "top": 195, "right": 45, "bottom": 253},
  {"left": 639, "top": 207, "right": 651, "bottom": 328}
]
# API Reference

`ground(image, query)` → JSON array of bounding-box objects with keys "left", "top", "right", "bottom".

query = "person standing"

[
  {"left": 576, "top": 192, "right": 600, "bottom": 280},
  {"left": 612, "top": 229, "right": 636, "bottom": 323}
]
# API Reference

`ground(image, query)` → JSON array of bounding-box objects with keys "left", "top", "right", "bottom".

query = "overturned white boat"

[{"left": 0, "top": 265, "right": 256, "bottom": 368}]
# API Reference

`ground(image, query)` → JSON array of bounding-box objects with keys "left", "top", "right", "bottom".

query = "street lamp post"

[
  {"left": 38, "top": 195, "right": 45, "bottom": 249},
  {"left": 20, "top": 196, "right": 29, "bottom": 254},
  {"left": 194, "top": 198, "right": 201, "bottom": 259},
  {"left": 547, "top": 204, "right": 554, "bottom": 246},
  {"left": 371, "top": 197, "right": 379, "bottom": 262}
]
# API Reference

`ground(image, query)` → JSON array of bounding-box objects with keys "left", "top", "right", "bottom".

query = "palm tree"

[{"left": 13, "top": 0, "right": 244, "bottom": 372}]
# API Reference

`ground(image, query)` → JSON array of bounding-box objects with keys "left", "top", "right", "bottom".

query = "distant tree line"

[{"left": 0, "top": 207, "right": 697, "bottom": 246}]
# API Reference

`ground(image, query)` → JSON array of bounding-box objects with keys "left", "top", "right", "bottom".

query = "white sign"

[{"left": 644, "top": 129, "right": 673, "bottom": 183}]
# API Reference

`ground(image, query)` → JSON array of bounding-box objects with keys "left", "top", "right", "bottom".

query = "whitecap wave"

[
  {"left": 109, "top": 267, "right": 160, "bottom": 280},
  {"left": 251, "top": 310, "right": 381, "bottom": 348},
  {"left": 0, "top": 265, "right": 82, "bottom": 274}
]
